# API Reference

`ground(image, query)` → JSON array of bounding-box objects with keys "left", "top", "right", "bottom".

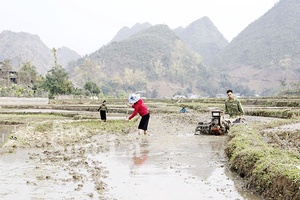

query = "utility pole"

[{"left": 52, "top": 48, "right": 57, "bottom": 68}]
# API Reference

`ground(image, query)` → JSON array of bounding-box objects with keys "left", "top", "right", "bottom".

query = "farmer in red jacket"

[{"left": 127, "top": 93, "right": 150, "bottom": 135}]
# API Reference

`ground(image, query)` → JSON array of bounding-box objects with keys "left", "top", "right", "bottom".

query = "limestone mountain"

[
  {"left": 213, "top": 0, "right": 300, "bottom": 95},
  {"left": 0, "top": 30, "right": 52, "bottom": 74},
  {"left": 57, "top": 46, "right": 81, "bottom": 69},
  {"left": 68, "top": 25, "right": 218, "bottom": 97},
  {"left": 0, "top": 31, "right": 80, "bottom": 74},
  {"left": 110, "top": 18, "right": 228, "bottom": 66},
  {"left": 173, "top": 17, "right": 228, "bottom": 65},
  {"left": 110, "top": 22, "right": 152, "bottom": 43},
  {"left": 3, "top": 0, "right": 299, "bottom": 97}
]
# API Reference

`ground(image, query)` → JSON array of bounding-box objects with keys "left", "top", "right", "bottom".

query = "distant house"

[
  {"left": 216, "top": 94, "right": 226, "bottom": 98},
  {"left": 0, "top": 62, "right": 17, "bottom": 86},
  {"left": 235, "top": 93, "right": 241, "bottom": 98},
  {"left": 188, "top": 94, "right": 200, "bottom": 99},
  {"left": 172, "top": 95, "right": 186, "bottom": 99}
]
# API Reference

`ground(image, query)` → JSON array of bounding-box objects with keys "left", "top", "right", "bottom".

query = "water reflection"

[
  {"left": 94, "top": 133, "right": 259, "bottom": 200},
  {"left": 0, "top": 125, "right": 15, "bottom": 145},
  {"left": 132, "top": 139, "right": 149, "bottom": 166}
]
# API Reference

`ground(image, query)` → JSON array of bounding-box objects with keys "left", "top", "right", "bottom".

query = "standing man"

[
  {"left": 225, "top": 90, "right": 244, "bottom": 118},
  {"left": 127, "top": 93, "right": 150, "bottom": 135}
]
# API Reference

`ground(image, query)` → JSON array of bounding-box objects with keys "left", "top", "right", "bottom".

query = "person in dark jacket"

[
  {"left": 127, "top": 93, "right": 150, "bottom": 135},
  {"left": 98, "top": 100, "right": 108, "bottom": 122}
]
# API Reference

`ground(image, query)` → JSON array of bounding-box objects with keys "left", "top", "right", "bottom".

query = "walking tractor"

[{"left": 195, "top": 110, "right": 230, "bottom": 135}]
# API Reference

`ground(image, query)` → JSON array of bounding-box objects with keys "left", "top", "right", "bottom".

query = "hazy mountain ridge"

[
  {"left": 57, "top": 46, "right": 81, "bottom": 68},
  {"left": 110, "top": 17, "right": 227, "bottom": 65},
  {"left": 0, "top": 30, "right": 81, "bottom": 74},
  {"left": 0, "top": 30, "right": 52, "bottom": 74},
  {"left": 110, "top": 22, "right": 152, "bottom": 43},
  {"left": 1, "top": 0, "right": 299, "bottom": 97},
  {"left": 214, "top": 0, "right": 300, "bottom": 93},
  {"left": 75, "top": 0, "right": 299, "bottom": 96},
  {"left": 68, "top": 25, "right": 215, "bottom": 97},
  {"left": 0, "top": 18, "right": 226, "bottom": 96},
  {"left": 173, "top": 16, "right": 228, "bottom": 64}
]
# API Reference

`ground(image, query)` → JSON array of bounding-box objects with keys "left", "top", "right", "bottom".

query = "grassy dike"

[
  {"left": 225, "top": 119, "right": 300, "bottom": 200},
  {"left": 0, "top": 112, "right": 138, "bottom": 150}
]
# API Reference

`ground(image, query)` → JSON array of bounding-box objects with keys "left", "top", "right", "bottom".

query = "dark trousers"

[
  {"left": 100, "top": 110, "right": 106, "bottom": 121},
  {"left": 138, "top": 113, "right": 150, "bottom": 130}
]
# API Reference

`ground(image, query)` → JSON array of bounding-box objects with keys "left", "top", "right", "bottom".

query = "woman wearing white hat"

[{"left": 127, "top": 93, "right": 150, "bottom": 135}]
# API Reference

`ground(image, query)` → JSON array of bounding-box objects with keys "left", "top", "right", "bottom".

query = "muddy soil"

[{"left": 0, "top": 110, "right": 280, "bottom": 199}]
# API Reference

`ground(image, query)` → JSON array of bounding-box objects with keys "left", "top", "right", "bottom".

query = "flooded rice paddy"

[{"left": 0, "top": 110, "right": 269, "bottom": 199}]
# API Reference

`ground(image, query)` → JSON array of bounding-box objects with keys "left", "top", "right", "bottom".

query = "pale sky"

[{"left": 0, "top": 0, "right": 279, "bottom": 56}]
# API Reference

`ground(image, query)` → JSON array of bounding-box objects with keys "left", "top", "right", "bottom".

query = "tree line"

[{"left": 0, "top": 48, "right": 101, "bottom": 99}]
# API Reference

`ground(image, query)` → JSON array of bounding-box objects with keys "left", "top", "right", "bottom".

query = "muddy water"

[
  {"left": 0, "top": 112, "right": 264, "bottom": 199},
  {"left": 0, "top": 125, "right": 20, "bottom": 144},
  {"left": 0, "top": 149, "right": 99, "bottom": 199},
  {"left": 91, "top": 133, "right": 261, "bottom": 200}
]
